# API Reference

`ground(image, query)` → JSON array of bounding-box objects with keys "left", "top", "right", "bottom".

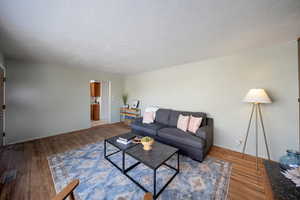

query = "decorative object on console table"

[
  {"left": 279, "top": 150, "right": 300, "bottom": 170},
  {"left": 122, "top": 94, "right": 129, "bottom": 108},
  {"left": 120, "top": 107, "right": 141, "bottom": 125},
  {"left": 282, "top": 167, "right": 300, "bottom": 187},
  {"left": 130, "top": 99, "right": 140, "bottom": 109},
  {"left": 264, "top": 160, "right": 300, "bottom": 199},
  {"left": 242, "top": 88, "right": 272, "bottom": 170}
]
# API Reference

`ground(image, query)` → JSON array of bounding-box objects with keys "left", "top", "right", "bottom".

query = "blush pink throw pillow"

[
  {"left": 143, "top": 111, "right": 154, "bottom": 124},
  {"left": 188, "top": 116, "right": 203, "bottom": 133},
  {"left": 177, "top": 114, "right": 190, "bottom": 132}
]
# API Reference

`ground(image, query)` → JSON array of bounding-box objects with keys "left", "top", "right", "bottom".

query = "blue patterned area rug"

[{"left": 48, "top": 141, "right": 231, "bottom": 200}]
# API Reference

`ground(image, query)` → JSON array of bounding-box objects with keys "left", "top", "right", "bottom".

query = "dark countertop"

[{"left": 264, "top": 160, "right": 300, "bottom": 200}]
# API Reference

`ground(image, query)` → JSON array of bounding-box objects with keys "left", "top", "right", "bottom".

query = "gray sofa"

[{"left": 131, "top": 108, "right": 213, "bottom": 162}]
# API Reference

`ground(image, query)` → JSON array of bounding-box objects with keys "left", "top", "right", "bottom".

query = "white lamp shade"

[{"left": 243, "top": 89, "right": 272, "bottom": 103}]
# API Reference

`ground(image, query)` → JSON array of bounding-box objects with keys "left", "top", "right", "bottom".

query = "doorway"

[{"left": 90, "top": 80, "right": 111, "bottom": 127}]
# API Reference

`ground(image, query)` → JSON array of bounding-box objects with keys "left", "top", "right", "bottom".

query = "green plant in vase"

[
  {"left": 122, "top": 94, "right": 128, "bottom": 108},
  {"left": 141, "top": 136, "right": 154, "bottom": 151}
]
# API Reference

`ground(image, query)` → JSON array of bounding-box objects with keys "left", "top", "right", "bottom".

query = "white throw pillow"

[
  {"left": 177, "top": 114, "right": 190, "bottom": 132},
  {"left": 143, "top": 111, "right": 155, "bottom": 124},
  {"left": 188, "top": 116, "right": 203, "bottom": 133},
  {"left": 145, "top": 106, "right": 159, "bottom": 118}
]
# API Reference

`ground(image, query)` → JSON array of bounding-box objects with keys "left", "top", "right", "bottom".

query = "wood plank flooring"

[{"left": 0, "top": 123, "right": 272, "bottom": 200}]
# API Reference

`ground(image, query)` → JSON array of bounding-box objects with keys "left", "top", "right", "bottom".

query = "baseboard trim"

[
  {"left": 6, "top": 122, "right": 124, "bottom": 146},
  {"left": 212, "top": 145, "right": 274, "bottom": 162}
]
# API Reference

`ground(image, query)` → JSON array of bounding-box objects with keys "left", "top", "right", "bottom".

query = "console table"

[
  {"left": 120, "top": 108, "right": 141, "bottom": 125},
  {"left": 264, "top": 160, "right": 300, "bottom": 200}
]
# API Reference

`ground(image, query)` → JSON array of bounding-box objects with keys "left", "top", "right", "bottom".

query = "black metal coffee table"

[
  {"left": 104, "top": 132, "right": 139, "bottom": 172},
  {"left": 125, "top": 141, "right": 179, "bottom": 199},
  {"left": 104, "top": 132, "right": 179, "bottom": 199}
]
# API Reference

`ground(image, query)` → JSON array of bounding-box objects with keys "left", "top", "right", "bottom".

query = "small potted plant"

[
  {"left": 122, "top": 94, "right": 129, "bottom": 108},
  {"left": 141, "top": 136, "right": 154, "bottom": 151}
]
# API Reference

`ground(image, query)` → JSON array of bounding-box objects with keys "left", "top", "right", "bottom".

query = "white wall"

[
  {"left": 125, "top": 41, "right": 299, "bottom": 161},
  {"left": 6, "top": 60, "right": 124, "bottom": 144}
]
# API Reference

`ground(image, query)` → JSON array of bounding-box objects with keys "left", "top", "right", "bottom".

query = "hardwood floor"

[
  {"left": 210, "top": 147, "right": 272, "bottom": 200},
  {"left": 0, "top": 123, "right": 272, "bottom": 200}
]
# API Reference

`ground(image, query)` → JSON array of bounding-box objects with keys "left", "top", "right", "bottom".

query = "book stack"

[
  {"left": 116, "top": 134, "right": 135, "bottom": 145},
  {"left": 120, "top": 108, "right": 141, "bottom": 125}
]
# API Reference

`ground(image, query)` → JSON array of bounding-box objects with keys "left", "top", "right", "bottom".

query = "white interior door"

[{"left": 100, "top": 80, "right": 111, "bottom": 123}]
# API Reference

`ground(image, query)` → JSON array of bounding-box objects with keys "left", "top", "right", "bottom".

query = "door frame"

[
  {"left": 108, "top": 81, "right": 112, "bottom": 123},
  {"left": 0, "top": 63, "right": 6, "bottom": 146},
  {"left": 100, "top": 80, "right": 112, "bottom": 123}
]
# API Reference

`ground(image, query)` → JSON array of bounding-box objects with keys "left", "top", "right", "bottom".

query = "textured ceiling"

[{"left": 0, "top": 0, "right": 300, "bottom": 74}]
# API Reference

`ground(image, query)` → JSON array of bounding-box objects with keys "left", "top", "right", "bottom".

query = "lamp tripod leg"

[
  {"left": 242, "top": 104, "right": 255, "bottom": 158},
  {"left": 255, "top": 104, "right": 258, "bottom": 170},
  {"left": 258, "top": 104, "right": 271, "bottom": 160}
]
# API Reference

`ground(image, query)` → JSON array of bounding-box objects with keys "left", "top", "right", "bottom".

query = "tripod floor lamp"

[{"left": 242, "top": 89, "right": 272, "bottom": 170}]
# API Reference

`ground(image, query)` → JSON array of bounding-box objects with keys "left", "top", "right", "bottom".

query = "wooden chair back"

[
  {"left": 52, "top": 179, "right": 79, "bottom": 200},
  {"left": 144, "top": 192, "right": 153, "bottom": 200}
]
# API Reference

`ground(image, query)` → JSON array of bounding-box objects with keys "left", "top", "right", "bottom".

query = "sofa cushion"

[
  {"left": 177, "top": 114, "right": 190, "bottom": 132},
  {"left": 131, "top": 119, "right": 166, "bottom": 136},
  {"left": 188, "top": 115, "right": 203, "bottom": 133},
  {"left": 155, "top": 109, "right": 171, "bottom": 125},
  {"left": 169, "top": 110, "right": 207, "bottom": 127},
  {"left": 143, "top": 111, "right": 155, "bottom": 124},
  {"left": 158, "top": 127, "right": 205, "bottom": 149},
  {"left": 190, "top": 112, "right": 207, "bottom": 125},
  {"left": 169, "top": 111, "right": 186, "bottom": 127}
]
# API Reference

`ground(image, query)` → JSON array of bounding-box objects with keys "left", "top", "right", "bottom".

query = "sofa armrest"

[
  {"left": 195, "top": 118, "right": 214, "bottom": 153},
  {"left": 130, "top": 117, "right": 143, "bottom": 131},
  {"left": 130, "top": 117, "right": 143, "bottom": 126},
  {"left": 135, "top": 117, "right": 143, "bottom": 122}
]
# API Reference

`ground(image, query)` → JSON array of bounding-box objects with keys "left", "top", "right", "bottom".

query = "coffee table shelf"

[{"left": 104, "top": 132, "right": 138, "bottom": 172}]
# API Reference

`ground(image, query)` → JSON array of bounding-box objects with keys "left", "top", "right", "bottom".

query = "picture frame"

[{"left": 131, "top": 100, "right": 140, "bottom": 109}]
